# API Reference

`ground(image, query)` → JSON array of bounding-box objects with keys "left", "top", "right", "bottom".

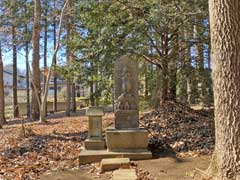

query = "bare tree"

[
  {"left": 53, "top": 0, "right": 58, "bottom": 112},
  {"left": 40, "top": 0, "right": 69, "bottom": 122}
]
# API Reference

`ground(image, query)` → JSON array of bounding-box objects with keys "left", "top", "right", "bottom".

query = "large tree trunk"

[
  {"left": 31, "top": 0, "right": 41, "bottom": 120},
  {"left": 12, "top": 25, "right": 19, "bottom": 118},
  {"left": 0, "top": 42, "right": 6, "bottom": 127},
  {"left": 208, "top": 0, "right": 240, "bottom": 179}
]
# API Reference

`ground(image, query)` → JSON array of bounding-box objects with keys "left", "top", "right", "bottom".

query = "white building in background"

[
  {"left": 3, "top": 65, "right": 90, "bottom": 100},
  {"left": 3, "top": 70, "right": 27, "bottom": 95}
]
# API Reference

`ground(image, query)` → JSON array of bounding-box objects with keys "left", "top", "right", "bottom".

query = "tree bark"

[
  {"left": 43, "top": 0, "right": 48, "bottom": 93},
  {"left": 71, "top": 83, "right": 76, "bottom": 112},
  {"left": 194, "top": 19, "right": 205, "bottom": 105},
  {"left": 168, "top": 33, "right": 178, "bottom": 102},
  {"left": 208, "top": 0, "right": 240, "bottom": 179},
  {"left": 160, "top": 33, "right": 169, "bottom": 104},
  {"left": 31, "top": 0, "right": 41, "bottom": 120},
  {"left": 53, "top": 0, "right": 57, "bottom": 113},
  {"left": 65, "top": 0, "right": 71, "bottom": 116},
  {"left": 144, "top": 64, "right": 149, "bottom": 98},
  {"left": 161, "top": 60, "right": 168, "bottom": 104},
  {"left": 153, "top": 66, "right": 161, "bottom": 109},
  {"left": 90, "top": 61, "right": 95, "bottom": 106},
  {"left": 23, "top": 4, "right": 31, "bottom": 119},
  {"left": 43, "top": 0, "right": 48, "bottom": 115},
  {"left": 12, "top": 24, "right": 19, "bottom": 118},
  {"left": 184, "top": 30, "right": 193, "bottom": 105},
  {"left": 70, "top": 0, "right": 76, "bottom": 112},
  {"left": 66, "top": 82, "right": 71, "bottom": 116},
  {"left": 25, "top": 41, "right": 30, "bottom": 118},
  {"left": 0, "top": 42, "right": 6, "bottom": 127}
]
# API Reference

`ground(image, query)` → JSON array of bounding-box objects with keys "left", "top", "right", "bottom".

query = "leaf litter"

[{"left": 0, "top": 103, "right": 214, "bottom": 180}]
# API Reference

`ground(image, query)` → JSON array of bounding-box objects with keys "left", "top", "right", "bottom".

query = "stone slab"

[
  {"left": 112, "top": 169, "right": 137, "bottom": 180},
  {"left": 84, "top": 139, "right": 105, "bottom": 150},
  {"left": 86, "top": 106, "right": 105, "bottom": 116},
  {"left": 79, "top": 149, "right": 152, "bottom": 165},
  {"left": 100, "top": 158, "right": 130, "bottom": 172},
  {"left": 106, "top": 128, "right": 149, "bottom": 151}
]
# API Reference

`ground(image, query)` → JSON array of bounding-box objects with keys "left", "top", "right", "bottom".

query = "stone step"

[
  {"left": 112, "top": 169, "right": 137, "bottom": 180},
  {"left": 100, "top": 158, "right": 130, "bottom": 172},
  {"left": 79, "top": 149, "right": 152, "bottom": 165}
]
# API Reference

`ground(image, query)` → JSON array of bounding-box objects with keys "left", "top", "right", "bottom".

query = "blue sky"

[{"left": 2, "top": 42, "right": 66, "bottom": 71}]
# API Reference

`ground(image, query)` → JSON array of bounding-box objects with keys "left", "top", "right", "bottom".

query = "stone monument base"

[
  {"left": 106, "top": 128, "right": 149, "bottom": 152},
  {"left": 84, "top": 139, "right": 106, "bottom": 150},
  {"left": 79, "top": 149, "right": 152, "bottom": 165}
]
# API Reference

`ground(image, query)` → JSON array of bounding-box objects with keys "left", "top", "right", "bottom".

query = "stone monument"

[
  {"left": 106, "top": 55, "right": 151, "bottom": 152},
  {"left": 114, "top": 57, "right": 139, "bottom": 129},
  {"left": 79, "top": 55, "right": 151, "bottom": 165}
]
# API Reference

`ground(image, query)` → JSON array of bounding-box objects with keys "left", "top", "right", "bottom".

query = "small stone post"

[{"left": 84, "top": 106, "right": 105, "bottom": 150}]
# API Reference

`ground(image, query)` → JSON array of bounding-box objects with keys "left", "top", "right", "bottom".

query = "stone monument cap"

[{"left": 86, "top": 106, "right": 105, "bottom": 116}]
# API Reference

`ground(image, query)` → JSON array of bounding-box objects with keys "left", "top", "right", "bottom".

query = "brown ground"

[
  {"left": 137, "top": 155, "right": 210, "bottom": 180},
  {"left": 0, "top": 103, "right": 214, "bottom": 180},
  {"left": 38, "top": 155, "right": 210, "bottom": 180}
]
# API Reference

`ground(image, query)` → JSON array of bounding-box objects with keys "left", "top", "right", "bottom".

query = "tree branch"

[{"left": 40, "top": 0, "right": 69, "bottom": 122}]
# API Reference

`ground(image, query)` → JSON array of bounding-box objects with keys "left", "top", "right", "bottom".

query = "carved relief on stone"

[
  {"left": 114, "top": 55, "right": 139, "bottom": 129},
  {"left": 116, "top": 66, "right": 137, "bottom": 111}
]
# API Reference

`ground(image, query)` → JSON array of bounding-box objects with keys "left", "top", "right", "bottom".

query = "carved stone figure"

[
  {"left": 117, "top": 67, "right": 137, "bottom": 111},
  {"left": 114, "top": 55, "right": 139, "bottom": 129}
]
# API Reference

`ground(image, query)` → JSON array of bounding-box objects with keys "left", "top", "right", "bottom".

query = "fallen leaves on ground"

[
  {"left": 140, "top": 101, "right": 215, "bottom": 157},
  {"left": 0, "top": 113, "right": 113, "bottom": 180},
  {"left": 0, "top": 102, "right": 215, "bottom": 180}
]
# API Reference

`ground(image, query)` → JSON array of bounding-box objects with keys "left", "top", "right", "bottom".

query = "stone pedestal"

[
  {"left": 115, "top": 110, "right": 139, "bottom": 129},
  {"left": 84, "top": 139, "right": 105, "bottom": 150},
  {"left": 84, "top": 106, "right": 105, "bottom": 150},
  {"left": 106, "top": 128, "right": 148, "bottom": 152}
]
